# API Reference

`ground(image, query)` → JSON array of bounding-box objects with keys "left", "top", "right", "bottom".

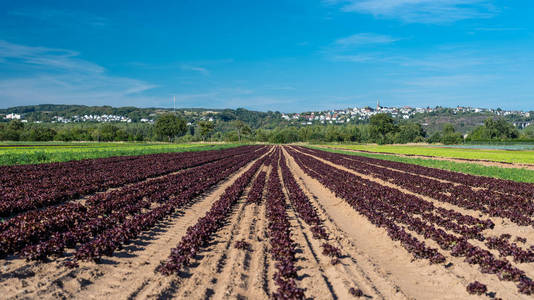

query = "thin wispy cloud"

[
  {"left": 325, "top": 0, "right": 498, "bottom": 24},
  {"left": 324, "top": 33, "right": 398, "bottom": 62},
  {"left": 0, "top": 40, "right": 104, "bottom": 73},
  {"left": 331, "top": 54, "right": 378, "bottom": 63},
  {"left": 0, "top": 40, "right": 157, "bottom": 108},
  {"left": 335, "top": 33, "right": 399, "bottom": 47},
  {"left": 180, "top": 65, "right": 210, "bottom": 75},
  {"left": 9, "top": 9, "right": 108, "bottom": 28}
]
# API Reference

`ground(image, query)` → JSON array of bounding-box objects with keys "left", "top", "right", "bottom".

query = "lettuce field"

[{"left": 1, "top": 145, "right": 534, "bottom": 299}]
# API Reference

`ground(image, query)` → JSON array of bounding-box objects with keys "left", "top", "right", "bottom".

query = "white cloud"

[
  {"left": 331, "top": 54, "right": 378, "bottom": 62},
  {"left": 0, "top": 40, "right": 105, "bottom": 73},
  {"left": 335, "top": 33, "right": 399, "bottom": 46},
  {"left": 180, "top": 65, "right": 210, "bottom": 75},
  {"left": 0, "top": 40, "right": 157, "bottom": 108},
  {"left": 326, "top": 0, "right": 497, "bottom": 23},
  {"left": 324, "top": 33, "right": 398, "bottom": 62}
]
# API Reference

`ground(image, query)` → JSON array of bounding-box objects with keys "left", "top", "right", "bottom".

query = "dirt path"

[{"left": 316, "top": 145, "right": 534, "bottom": 171}]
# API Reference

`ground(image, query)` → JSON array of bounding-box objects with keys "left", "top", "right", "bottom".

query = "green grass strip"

[
  {"left": 319, "top": 144, "right": 534, "bottom": 164},
  {"left": 0, "top": 143, "right": 243, "bottom": 166},
  {"left": 307, "top": 145, "right": 534, "bottom": 184}
]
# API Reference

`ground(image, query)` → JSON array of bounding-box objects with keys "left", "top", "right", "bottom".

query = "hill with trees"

[{"left": 0, "top": 104, "right": 532, "bottom": 144}]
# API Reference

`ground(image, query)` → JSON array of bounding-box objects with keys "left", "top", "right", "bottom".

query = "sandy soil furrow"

[
  {"left": 169, "top": 180, "right": 255, "bottom": 299},
  {"left": 285, "top": 147, "right": 485, "bottom": 299},
  {"left": 275, "top": 165, "right": 336, "bottom": 299},
  {"left": 217, "top": 166, "right": 271, "bottom": 300},
  {"left": 338, "top": 154, "right": 534, "bottom": 249},
  {"left": 282, "top": 148, "right": 410, "bottom": 300},
  {"left": 294, "top": 147, "right": 534, "bottom": 276},
  {"left": 289, "top": 147, "right": 534, "bottom": 298},
  {"left": 294, "top": 147, "right": 525, "bottom": 237},
  {"left": 0, "top": 168, "right": 223, "bottom": 297},
  {"left": 159, "top": 165, "right": 270, "bottom": 300},
  {"left": 128, "top": 151, "right": 273, "bottom": 300},
  {"left": 0, "top": 150, "right": 268, "bottom": 300}
]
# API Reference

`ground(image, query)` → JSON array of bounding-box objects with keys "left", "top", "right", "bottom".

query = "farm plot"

[{"left": 2, "top": 145, "right": 534, "bottom": 299}]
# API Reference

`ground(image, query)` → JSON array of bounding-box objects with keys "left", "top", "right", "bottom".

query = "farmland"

[
  {"left": 0, "top": 142, "right": 239, "bottom": 165},
  {"left": 313, "top": 146, "right": 534, "bottom": 184},
  {"left": 2, "top": 145, "right": 534, "bottom": 299},
  {"left": 320, "top": 143, "right": 534, "bottom": 165}
]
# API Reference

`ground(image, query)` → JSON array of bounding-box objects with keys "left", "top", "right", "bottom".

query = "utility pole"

[{"left": 173, "top": 95, "right": 176, "bottom": 113}]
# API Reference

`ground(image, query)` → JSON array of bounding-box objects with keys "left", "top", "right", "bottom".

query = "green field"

[
  {"left": 309, "top": 146, "right": 534, "bottom": 183},
  {"left": 0, "top": 142, "right": 241, "bottom": 165},
  {"left": 320, "top": 144, "right": 534, "bottom": 164}
]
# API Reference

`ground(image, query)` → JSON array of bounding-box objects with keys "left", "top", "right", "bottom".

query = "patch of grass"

[
  {"left": 308, "top": 146, "right": 534, "bottom": 183},
  {"left": 321, "top": 144, "right": 534, "bottom": 164},
  {"left": 0, "top": 142, "right": 242, "bottom": 166}
]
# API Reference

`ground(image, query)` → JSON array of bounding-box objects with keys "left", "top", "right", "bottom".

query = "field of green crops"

[
  {"left": 310, "top": 146, "right": 534, "bottom": 183},
  {"left": 0, "top": 142, "right": 241, "bottom": 165},
  {"left": 320, "top": 144, "right": 534, "bottom": 164}
]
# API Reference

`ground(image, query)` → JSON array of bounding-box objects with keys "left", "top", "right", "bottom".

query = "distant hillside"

[
  {"left": 0, "top": 104, "right": 284, "bottom": 129},
  {"left": 410, "top": 111, "right": 493, "bottom": 134},
  {"left": 1, "top": 104, "right": 532, "bottom": 134}
]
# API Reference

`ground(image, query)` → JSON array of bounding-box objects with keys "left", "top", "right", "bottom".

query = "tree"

[
  {"left": 521, "top": 124, "right": 534, "bottom": 139},
  {"left": 342, "top": 125, "right": 362, "bottom": 142},
  {"left": 0, "top": 120, "right": 25, "bottom": 141},
  {"left": 7, "top": 119, "right": 24, "bottom": 131},
  {"left": 442, "top": 123, "right": 456, "bottom": 135},
  {"left": 298, "top": 126, "right": 312, "bottom": 142},
  {"left": 100, "top": 124, "right": 119, "bottom": 141},
  {"left": 395, "top": 122, "right": 425, "bottom": 144},
  {"left": 427, "top": 132, "right": 442, "bottom": 144},
  {"left": 28, "top": 127, "right": 57, "bottom": 141},
  {"left": 219, "top": 109, "right": 237, "bottom": 122},
  {"left": 231, "top": 120, "right": 251, "bottom": 142},
  {"left": 154, "top": 113, "right": 186, "bottom": 142},
  {"left": 254, "top": 128, "right": 271, "bottom": 142},
  {"left": 484, "top": 118, "right": 518, "bottom": 139},
  {"left": 441, "top": 123, "right": 463, "bottom": 144},
  {"left": 468, "top": 118, "right": 519, "bottom": 141},
  {"left": 369, "top": 113, "right": 398, "bottom": 144},
  {"left": 269, "top": 127, "right": 299, "bottom": 144},
  {"left": 325, "top": 125, "right": 343, "bottom": 142},
  {"left": 198, "top": 121, "right": 215, "bottom": 141}
]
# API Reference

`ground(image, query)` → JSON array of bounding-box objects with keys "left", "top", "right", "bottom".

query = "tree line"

[{"left": 1, "top": 113, "right": 533, "bottom": 144}]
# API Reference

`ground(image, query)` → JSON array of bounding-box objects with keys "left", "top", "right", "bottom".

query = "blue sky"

[{"left": 0, "top": 0, "right": 533, "bottom": 112}]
